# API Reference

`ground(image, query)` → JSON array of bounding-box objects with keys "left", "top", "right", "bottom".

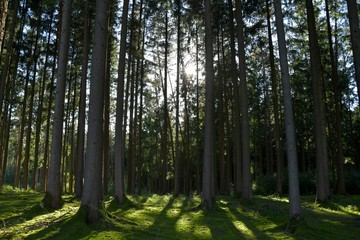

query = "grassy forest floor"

[{"left": 1, "top": 186, "right": 360, "bottom": 239}]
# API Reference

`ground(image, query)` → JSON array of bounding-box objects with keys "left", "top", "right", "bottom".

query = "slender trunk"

[
  {"left": 306, "top": 0, "right": 331, "bottom": 201},
  {"left": 75, "top": 0, "right": 90, "bottom": 198},
  {"left": 33, "top": 12, "right": 54, "bottom": 191},
  {"left": 202, "top": 0, "right": 215, "bottom": 210},
  {"left": 174, "top": 0, "right": 181, "bottom": 196},
  {"left": 228, "top": 0, "right": 242, "bottom": 196},
  {"left": 0, "top": 0, "right": 9, "bottom": 51},
  {"left": 195, "top": 24, "right": 201, "bottom": 195},
  {"left": 43, "top": 0, "right": 72, "bottom": 209},
  {"left": 41, "top": 51, "right": 57, "bottom": 192},
  {"left": 346, "top": 0, "right": 360, "bottom": 101},
  {"left": 266, "top": 0, "right": 283, "bottom": 194},
  {"left": 274, "top": 0, "right": 301, "bottom": 218},
  {"left": 81, "top": 0, "right": 109, "bottom": 223},
  {"left": 234, "top": 0, "right": 252, "bottom": 200},
  {"left": 161, "top": 5, "right": 169, "bottom": 194},
  {"left": 114, "top": 0, "right": 130, "bottom": 203},
  {"left": 0, "top": 0, "right": 19, "bottom": 116},
  {"left": 325, "top": 0, "right": 345, "bottom": 194}
]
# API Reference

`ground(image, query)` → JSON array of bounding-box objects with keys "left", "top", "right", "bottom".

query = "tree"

[
  {"left": 306, "top": 0, "right": 331, "bottom": 202},
  {"left": 234, "top": 0, "right": 252, "bottom": 200},
  {"left": 0, "top": 0, "right": 8, "bottom": 53},
  {"left": 266, "top": 0, "right": 284, "bottom": 194},
  {"left": 43, "top": 0, "right": 72, "bottom": 209},
  {"left": 346, "top": 0, "right": 360, "bottom": 101},
  {"left": 81, "top": 0, "right": 109, "bottom": 223},
  {"left": 114, "top": 0, "right": 130, "bottom": 204},
  {"left": 273, "top": 0, "right": 301, "bottom": 218},
  {"left": 202, "top": 0, "right": 215, "bottom": 210}
]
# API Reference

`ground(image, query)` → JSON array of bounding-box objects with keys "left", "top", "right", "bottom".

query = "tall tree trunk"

[
  {"left": 228, "top": 0, "right": 242, "bottom": 196},
  {"left": 325, "top": 0, "right": 346, "bottom": 194},
  {"left": 114, "top": 0, "right": 130, "bottom": 204},
  {"left": 0, "top": 0, "right": 19, "bottom": 129},
  {"left": 43, "top": 0, "right": 72, "bottom": 209},
  {"left": 103, "top": 9, "right": 113, "bottom": 194},
  {"left": 346, "top": 0, "right": 360, "bottom": 101},
  {"left": 174, "top": 0, "right": 181, "bottom": 196},
  {"left": 161, "top": 3, "right": 169, "bottom": 194},
  {"left": 23, "top": 8, "right": 42, "bottom": 190},
  {"left": 274, "top": 0, "right": 301, "bottom": 218},
  {"left": 266, "top": 0, "right": 284, "bottom": 194},
  {"left": 0, "top": 0, "right": 9, "bottom": 52},
  {"left": 202, "top": 0, "right": 215, "bottom": 210},
  {"left": 195, "top": 23, "right": 201, "bottom": 195},
  {"left": 81, "top": 0, "right": 109, "bottom": 224},
  {"left": 33, "top": 12, "right": 54, "bottom": 191},
  {"left": 41, "top": 52, "right": 57, "bottom": 192},
  {"left": 75, "top": 0, "right": 90, "bottom": 198},
  {"left": 306, "top": 0, "right": 331, "bottom": 202},
  {"left": 234, "top": 0, "right": 252, "bottom": 200}
]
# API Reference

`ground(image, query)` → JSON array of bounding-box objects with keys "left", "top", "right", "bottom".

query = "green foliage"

[{"left": 1, "top": 189, "right": 360, "bottom": 239}]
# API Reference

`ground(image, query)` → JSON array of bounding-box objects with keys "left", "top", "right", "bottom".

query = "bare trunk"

[
  {"left": 114, "top": 0, "right": 130, "bottom": 203},
  {"left": 75, "top": 0, "right": 90, "bottom": 198},
  {"left": 202, "top": 0, "right": 215, "bottom": 210},
  {"left": 81, "top": 0, "right": 109, "bottom": 224},
  {"left": 306, "top": 0, "right": 331, "bottom": 201},
  {"left": 43, "top": 0, "right": 72, "bottom": 209},
  {"left": 234, "top": 0, "right": 252, "bottom": 200},
  {"left": 274, "top": 0, "right": 301, "bottom": 218},
  {"left": 346, "top": 0, "right": 360, "bottom": 101}
]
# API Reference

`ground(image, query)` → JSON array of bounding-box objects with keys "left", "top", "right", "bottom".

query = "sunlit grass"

[{"left": 1, "top": 186, "right": 360, "bottom": 239}]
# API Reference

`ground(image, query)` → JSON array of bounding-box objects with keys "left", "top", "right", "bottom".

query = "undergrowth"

[{"left": 1, "top": 186, "right": 360, "bottom": 239}]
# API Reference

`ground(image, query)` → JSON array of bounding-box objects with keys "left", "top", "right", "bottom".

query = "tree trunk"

[
  {"left": 234, "top": 0, "right": 252, "bottom": 200},
  {"left": 0, "top": 0, "right": 19, "bottom": 128},
  {"left": 266, "top": 0, "right": 284, "bottom": 194},
  {"left": 75, "top": 0, "right": 90, "bottom": 198},
  {"left": 43, "top": 0, "right": 72, "bottom": 209},
  {"left": 306, "top": 0, "right": 331, "bottom": 202},
  {"left": 202, "top": 0, "right": 215, "bottom": 210},
  {"left": 81, "top": 0, "right": 109, "bottom": 224},
  {"left": 228, "top": 0, "right": 242, "bottom": 196},
  {"left": 114, "top": 0, "right": 130, "bottom": 204},
  {"left": 325, "top": 0, "right": 346, "bottom": 194},
  {"left": 24, "top": 9, "right": 42, "bottom": 190},
  {"left": 274, "top": 0, "right": 301, "bottom": 218},
  {"left": 346, "top": 0, "right": 360, "bottom": 101},
  {"left": 0, "top": 0, "right": 9, "bottom": 52},
  {"left": 33, "top": 12, "right": 54, "bottom": 191},
  {"left": 174, "top": 0, "right": 181, "bottom": 196},
  {"left": 41, "top": 50, "right": 57, "bottom": 192}
]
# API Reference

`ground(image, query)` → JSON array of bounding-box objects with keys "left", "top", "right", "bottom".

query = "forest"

[{"left": 0, "top": 0, "right": 360, "bottom": 238}]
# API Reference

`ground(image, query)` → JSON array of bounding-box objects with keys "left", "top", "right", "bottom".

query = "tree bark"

[
  {"left": 114, "top": 0, "right": 130, "bottom": 204},
  {"left": 306, "top": 0, "right": 331, "bottom": 201},
  {"left": 325, "top": 0, "right": 346, "bottom": 194},
  {"left": 75, "top": 0, "right": 90, "bottom": 198},
  {"left": 274, "top": 0, "right": 302, "bottom": 218},
  {"left": 81, "top": 0, "right": 109, "bottom": 223},
  {"left": 266, "top": 0, "right": 284, "bottom": 194},
  {"left": 0, "top": 0, "right": 8, "bottom": 52},
  {"left": 234, "top": 0, "right": 252, "bottom": 200},
  {"left": 202, "top": 0, "right": 215, "bottom": 210},
  {"left": 43, "top": 0, "right": 72, "bottom": 209},
  {"left": 346, "top": 0, "right": 360, "bottom": 101}
]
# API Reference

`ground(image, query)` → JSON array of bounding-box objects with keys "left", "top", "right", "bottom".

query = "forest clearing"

[{"left": 1, "top": 186, "right": 360, "bottom": 239}]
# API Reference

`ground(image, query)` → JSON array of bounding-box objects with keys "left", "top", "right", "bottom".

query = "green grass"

[{"left": 1, "top": 186, "right": 360, "bottom": 239}]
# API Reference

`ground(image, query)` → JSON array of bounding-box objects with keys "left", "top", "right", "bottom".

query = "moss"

[{"left": 1, "top": 190, "right": 360, "bottom": 239}]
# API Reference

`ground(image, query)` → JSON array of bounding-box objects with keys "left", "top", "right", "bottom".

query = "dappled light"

[{"left": 1, "top": 188, "right": 360, "bottom": 239}]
